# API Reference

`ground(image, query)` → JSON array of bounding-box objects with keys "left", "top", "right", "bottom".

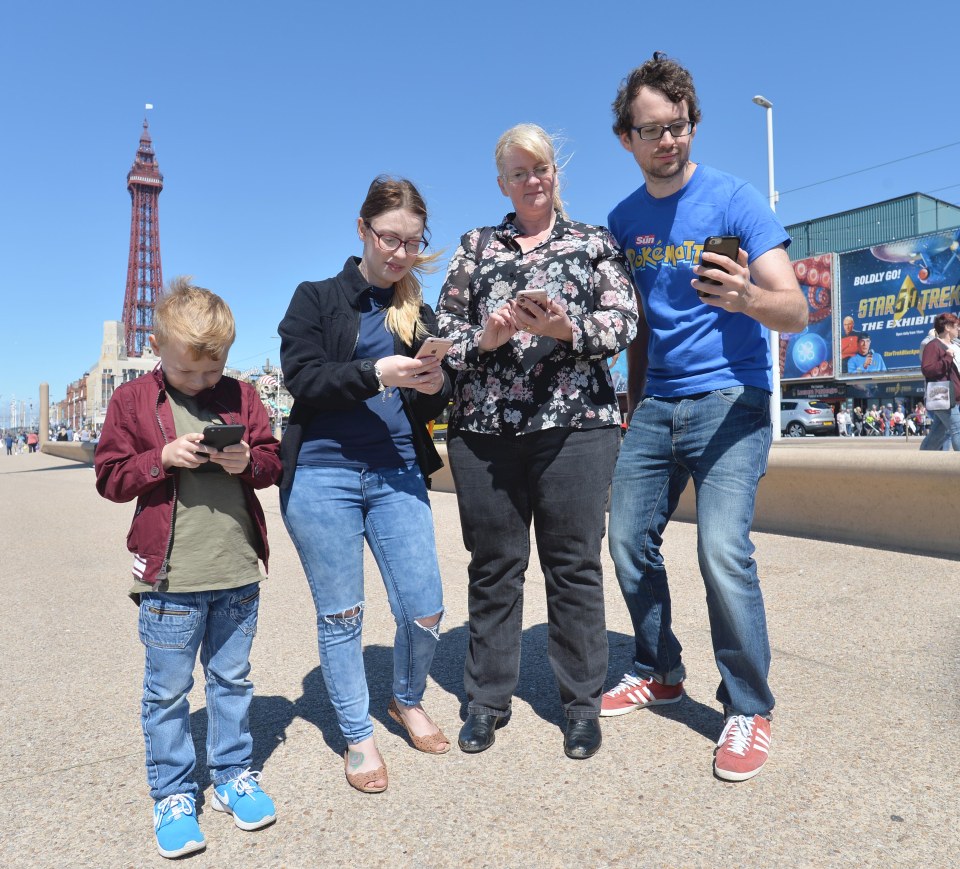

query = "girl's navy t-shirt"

[{"left": 299, "top": 285, "right": 416, "bottom": 468}]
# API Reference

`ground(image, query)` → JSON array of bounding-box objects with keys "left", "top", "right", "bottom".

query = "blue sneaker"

[
  {"left": 212, "top": 769, "right": 276, "bottom": 831},
  {"left": 153, "top": 794, "right": 205, "bottom": 859}
]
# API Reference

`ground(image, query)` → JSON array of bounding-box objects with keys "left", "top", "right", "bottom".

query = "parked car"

[{"left": 780, "top": 399, "right": 835, "bottom": 437}]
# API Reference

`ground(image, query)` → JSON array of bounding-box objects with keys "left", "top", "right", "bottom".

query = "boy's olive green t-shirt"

[{"left": 130, "top": 386, "right": 263, "bottom": 596}]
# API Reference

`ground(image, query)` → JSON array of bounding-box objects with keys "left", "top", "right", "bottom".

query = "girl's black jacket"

[{"left": 278, "top": 256, "right": 451, "bottom": 490}]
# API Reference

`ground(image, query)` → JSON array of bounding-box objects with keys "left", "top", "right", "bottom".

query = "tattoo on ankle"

[{"left": 348, "top": 750, "right": 364, "bottom": 770}]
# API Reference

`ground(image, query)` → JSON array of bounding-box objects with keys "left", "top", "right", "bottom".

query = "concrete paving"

[{"left": 1, "top": 450, "right": 957, "bottom": 868}]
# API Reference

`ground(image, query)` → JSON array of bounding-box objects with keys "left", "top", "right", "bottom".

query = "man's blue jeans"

[
  {"left": 280, "top": 463, "right": 443, "bottom": 745},
  {"left": 608, "top": 386, "right": 775, "bottom": 718},
  {"left": 139, "top": 582, "right": 261, "bottom": 800}
]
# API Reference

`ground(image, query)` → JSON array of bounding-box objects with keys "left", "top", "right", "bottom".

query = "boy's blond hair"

[{"left": 152, "top": 276, "right": 236, "bottom": 359}]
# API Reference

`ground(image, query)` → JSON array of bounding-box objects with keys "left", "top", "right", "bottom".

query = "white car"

[{"left": 780, "top": 399, "right": 836, "bottom": 437}]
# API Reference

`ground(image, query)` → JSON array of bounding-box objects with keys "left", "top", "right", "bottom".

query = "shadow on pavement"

[{"left": 186, "top": 623, "right": 725, "bottom": 792}]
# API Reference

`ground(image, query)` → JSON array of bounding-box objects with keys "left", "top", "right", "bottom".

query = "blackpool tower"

[{"left": 121, "top": 119, "right": 164, "bottom": 356}]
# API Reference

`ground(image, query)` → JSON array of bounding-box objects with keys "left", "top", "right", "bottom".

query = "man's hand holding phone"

[{"left": 694, "top": 236, "right": 751, "bottom": 311}]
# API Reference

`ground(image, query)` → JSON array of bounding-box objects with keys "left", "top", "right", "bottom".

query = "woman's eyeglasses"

[
  {"left": 364, "top": 222, "right": 428, "bottom": 255},
  {"left": 504, "top": 164, "right": 554, "bottom": 186}
]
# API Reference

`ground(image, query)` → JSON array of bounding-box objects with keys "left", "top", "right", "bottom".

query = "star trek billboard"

[{"left": 837, "top": 228, "right": 960, "bottom": 377}]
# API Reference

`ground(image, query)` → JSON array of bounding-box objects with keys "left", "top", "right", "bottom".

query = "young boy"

[{"left": 95, "top": 277, "right": 282, "bottom": 858}]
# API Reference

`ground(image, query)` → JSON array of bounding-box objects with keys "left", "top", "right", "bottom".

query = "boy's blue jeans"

[
  {"left": 280, "top": 463, "right": 443, "bottom": 745},
  {"left": 139, "top": 582, "right": 260, "bottom": 801},
  {"left": 608, "top": 386, "right": 775, "bottom": 718}
]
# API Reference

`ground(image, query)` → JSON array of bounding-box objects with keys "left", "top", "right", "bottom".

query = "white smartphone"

[
  {"left": 516, "top": 288, "right": 548, "bottom": 308},
  {"left": 415, "top": 337, "right": 453, "bottom": 360}
]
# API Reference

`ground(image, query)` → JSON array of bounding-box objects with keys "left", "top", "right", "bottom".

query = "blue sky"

[{"left": 2, "top": 1, "right": 958, "bottom": 425}]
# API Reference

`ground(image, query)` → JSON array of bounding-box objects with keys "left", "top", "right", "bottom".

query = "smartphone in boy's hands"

[
  {"left": 698, "top": 236, "right": 740, "bottom": 298},
  {"left": 199, "top": 424, "right": 245, "bottom": 451}
]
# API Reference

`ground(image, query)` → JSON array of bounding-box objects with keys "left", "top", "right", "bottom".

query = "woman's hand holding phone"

[
  {"left": 477, "top": 306, "right": 520, "bottom": 353},
  {"left": 512, "top": 293, "right": 573, "bottom": 342},
  {"left": 376, "top": 354, "right": 444, "bottom": 394}
]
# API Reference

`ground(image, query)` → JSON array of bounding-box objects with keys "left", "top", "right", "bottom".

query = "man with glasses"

[{"left": 601, "top": 52, "right": 807, "bottom": 782}]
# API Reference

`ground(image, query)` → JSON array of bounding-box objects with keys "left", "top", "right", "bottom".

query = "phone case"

[
  {"left": 699, "top": 236, "right": 741, "bottom": 295},
  {"left": 416, "top": 338, "right": 453, "bottom": 360}
]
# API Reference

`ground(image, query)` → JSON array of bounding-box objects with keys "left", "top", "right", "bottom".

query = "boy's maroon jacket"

[{"left": 95, "top": 367, "right": 282, "bottom": 586}]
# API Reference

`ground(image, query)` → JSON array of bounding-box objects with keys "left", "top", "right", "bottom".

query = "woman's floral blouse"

[{"left": 436, "top": 212, "right": 638, "bottom": 436}]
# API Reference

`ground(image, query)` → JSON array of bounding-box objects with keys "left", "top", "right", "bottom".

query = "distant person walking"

[
  {"left": 4, "top": 434, "right": 12, "bottom": 455},
  {"left": 920, "top": 313, "right": 960, "bottom": 451}
]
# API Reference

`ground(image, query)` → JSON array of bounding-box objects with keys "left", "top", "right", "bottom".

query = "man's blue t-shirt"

[{"left": 608, "top": 164, "right": 790, "bottom": 397}]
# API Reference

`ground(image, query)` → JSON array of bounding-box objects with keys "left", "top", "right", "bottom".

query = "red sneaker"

[
  {"left": 600, "top": 673, "right": 684, "bottom": 717},
  {"left": 714, "top": 714, "right": 771, "bottom": 781}
]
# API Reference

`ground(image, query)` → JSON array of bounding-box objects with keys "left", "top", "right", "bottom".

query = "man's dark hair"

[{"left": 612, "top": 51, "right": 702, "bottom": 137}]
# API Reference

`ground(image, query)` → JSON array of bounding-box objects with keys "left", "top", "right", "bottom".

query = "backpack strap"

[
  {"left": 467, "top": 227, "right": 495, "bottom": 323},
  {"left": 473, "top": 226, "right": 494, "bottom": 266}
]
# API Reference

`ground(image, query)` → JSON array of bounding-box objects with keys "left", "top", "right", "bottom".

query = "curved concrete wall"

[
  {"left": 432, "top": 442, "right": 960, "bottom": 560},
  {"left": 47, "top": 438, "right": 957, "bottom": 559},
  {"left": 42, "top": 442, "right": 97, "bottom": 463}
]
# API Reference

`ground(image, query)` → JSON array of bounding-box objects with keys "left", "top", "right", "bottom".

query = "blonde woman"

[
  {"left": 436, "top": 124, "right": 638, "bottom": 760},
  {"left": 279, "top": 176, "right": 452, "bottom": 793}
]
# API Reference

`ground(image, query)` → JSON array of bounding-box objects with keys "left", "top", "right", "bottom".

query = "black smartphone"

[
  {"left": 699, "top": 235, "right": 741, "bottom": 296},
  {"left": 200, "top": 423, "right": 245, "bottom": 451}
]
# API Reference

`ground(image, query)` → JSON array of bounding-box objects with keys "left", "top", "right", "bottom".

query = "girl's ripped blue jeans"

[{"left": 280, "top": 463, "right": 444, "bottom": 745}]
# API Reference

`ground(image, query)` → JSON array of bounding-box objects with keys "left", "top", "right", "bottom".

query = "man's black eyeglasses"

[{"left": 631, "top": 121, "right": 694, "bottom": 141}]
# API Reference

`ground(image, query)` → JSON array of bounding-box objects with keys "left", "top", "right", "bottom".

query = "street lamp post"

[{"left": 752, "top": 94, "right": 781, "bottom": 440}]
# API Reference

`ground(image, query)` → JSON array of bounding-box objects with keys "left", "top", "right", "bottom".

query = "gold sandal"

[
  {"left": 343, "top": 749, "right": 388, "bottom": 794},
  {"left": 388, "top": 698, "right": 451, "bottom": 755}
]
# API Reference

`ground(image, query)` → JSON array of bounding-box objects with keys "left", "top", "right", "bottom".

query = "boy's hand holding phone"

[
  {"left": 161, "top": 433, "right": 212, "bottom": 471},
  {"left": 161, "top": 424, "right": 250, "bottom": 474},
  {"left": 205, "top": 440, "right": 251, "bottom": 475},
  {"left": 200, "top": 423, "right": 250, "bottom": 474}
]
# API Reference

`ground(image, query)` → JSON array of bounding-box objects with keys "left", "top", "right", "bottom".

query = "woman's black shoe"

[
  {"left": 458, "top": 713, "right": 508, "bottom": 753},
  {"left": 564, "top": 718, "right": 602, "bottom": 759}
]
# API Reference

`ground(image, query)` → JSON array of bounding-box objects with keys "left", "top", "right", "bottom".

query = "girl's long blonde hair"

[{"left": 359, "top": 175, "right": 441, "bottom": 345}]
